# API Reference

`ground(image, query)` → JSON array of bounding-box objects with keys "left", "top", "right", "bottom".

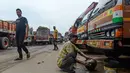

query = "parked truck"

[
  {"left": 57, "top": 33, "right": 63, "bottom": 43},
  {"left": 24, "top": 27, "right": 34, "bottom": 45},
  {"left": 0, "top": 19, "right": 36, "bottom": 49},
  {"left": 71, "top": 0, "right": 130, "bottom": 58},
  {"left": 0, "top": 20, "right": 16, "bottom": 49},
  {"left": 34, "top": 26, "right": 50, "bottom": 44}
]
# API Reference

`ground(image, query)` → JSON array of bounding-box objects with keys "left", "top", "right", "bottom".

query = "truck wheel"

[
  {"left": 60, "top": 41, "right": 63, "bottom": 43},
  {"left": 0, "top": 37, "right": 9, "bottom": 50}
]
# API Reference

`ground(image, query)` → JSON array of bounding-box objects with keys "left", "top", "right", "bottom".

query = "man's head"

[
  {"left": 53, "top": 26, "right": 56, "bottom": 30},
  {"left": 16, "top": 8, "right": 22, "bottom": 17},
  {"left": 69, "top": 34, "right": 78, "bottom": 44}
]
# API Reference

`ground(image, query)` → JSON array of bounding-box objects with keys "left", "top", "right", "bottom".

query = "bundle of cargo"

[
  {"left": 11, "top": 23, "right": 16, "bottom": 34},
  {"left": 7, "top": 21, "right": 16, "bottom": 34},
  {"left": 3, "top": 21, "right": 9, "bottom": 32},
  {"left": 8, "top": 23, "right": 12, "bottom": 33},
  {"left": 0, "top": 20, "right": 3, "bottom": 31}
]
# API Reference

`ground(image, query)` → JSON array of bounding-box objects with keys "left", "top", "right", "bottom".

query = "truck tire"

[
  {"left": 60, "top": 41, "right": 63, "bottom": 43},
  {"left": 0, "top": 37, "right": 9, "bottom": 50}
]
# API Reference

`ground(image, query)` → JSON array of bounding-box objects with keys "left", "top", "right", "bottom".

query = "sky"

[{"left": 0, "top": 0, "right": 98, "bottom": 35}]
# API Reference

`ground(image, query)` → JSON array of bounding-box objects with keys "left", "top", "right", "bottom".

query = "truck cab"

[{"left": 76, "top": 0, "right": 130, "bottom": 58}]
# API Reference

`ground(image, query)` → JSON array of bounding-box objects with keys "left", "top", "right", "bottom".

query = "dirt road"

[{"left": 0, "top": 44, "right": 106, "bottom": 73}]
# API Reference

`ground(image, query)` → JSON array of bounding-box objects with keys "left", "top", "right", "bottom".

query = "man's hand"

[{"left": 78, "top": 51, "right": 91, "bottom": 60}]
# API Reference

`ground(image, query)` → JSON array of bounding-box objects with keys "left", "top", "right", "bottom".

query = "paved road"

[
  {"left": 0, "top": 44, "right": 106, "bottom": 73},
  {"left": 0, "top": 45, "right": 53, "bottom": 72}
]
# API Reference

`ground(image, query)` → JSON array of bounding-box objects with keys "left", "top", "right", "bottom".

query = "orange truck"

[
  {"left": 0, "top": 20, "right": 16, "bottom": 49},
  {"left": 0, "top": 20, "right": 33, "bottom": 49},
  {"left": 71, "top": 0, "right": 130, "bottom": 58}
]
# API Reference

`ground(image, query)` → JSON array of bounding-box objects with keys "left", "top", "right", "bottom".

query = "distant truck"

[
  {"left": 0, "top": 19, "right": 54, "bottom": 49},
  {"left": 64, "top": 32, "right": 69, "bottom": 42},
  {"left": 34, "top": 26, "right": 50, "bottom": 44},
  {"left": 24, "top": 27, "right": 34, "bottom": 45},
  {"left": 71, "top": 0, "right": 130, "bottom": 58},
  {"left": 57, "top": 33, "right": 63, "bottom": 43},
  {"left": 49, "top": 31, "right": 63, "bottom": 43}
]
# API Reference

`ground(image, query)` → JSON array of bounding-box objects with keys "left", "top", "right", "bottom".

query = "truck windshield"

[
  {"left": 93, "top": 0, "right": 113, "bottom": 13},
  {"left": 125, "top": 0, "right": 130, "bottom": 5},
  {"left": 91, "top": 0, "right": 117, "bottom": 19},
  {"left": 78, "top": 10, "right": 93, "bottom": 27}
]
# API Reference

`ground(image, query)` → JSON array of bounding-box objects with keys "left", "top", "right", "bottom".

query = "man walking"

[
  {"left": 15, "top": 8, "right": 30, "bottom": 60},
  {"left": 53, "top": 26, "right": 59, "bottom": 50}
]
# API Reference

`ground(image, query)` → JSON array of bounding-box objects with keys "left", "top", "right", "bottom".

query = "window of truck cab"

[
  {"left": 90, "top": 0, "right": 117, "bottom": 20},
  {"left": 78, "top": 9, "right": 93, "bottom": 28},
  {"left": 125, "top": 0, "right": 130, "bottom": 5}
]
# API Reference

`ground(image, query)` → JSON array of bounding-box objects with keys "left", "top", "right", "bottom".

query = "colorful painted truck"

[{"left": 71, "top": 0, "right": 130, "bottom": 57}]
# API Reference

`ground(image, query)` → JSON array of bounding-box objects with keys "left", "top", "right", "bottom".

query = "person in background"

[
  {"left": 15, "top": 8, "right": 30, "bottom": 60},
  {"left": 53, "top": 26, "right": 59, "bottom": 50},
  {"left": 57, "top": 34, "right": 90, "bottom": 73}
]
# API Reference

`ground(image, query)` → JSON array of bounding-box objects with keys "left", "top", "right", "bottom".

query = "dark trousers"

[
  {"left": 16, "top": 31, "right": 29, "bottom": 58},
  {"left": 60, "top": 52, "right": 77, "bottom": 72},
  {"left": 53, "top": 39, "right": 58, "bottom": 50}
]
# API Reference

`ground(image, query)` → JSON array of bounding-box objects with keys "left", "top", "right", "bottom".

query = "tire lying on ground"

[
  {"left": 0, "top": 37, "right": 9, "bottom": 50},
  {"left": 85, "top": 59, "right": 97, "bottom": 71}
]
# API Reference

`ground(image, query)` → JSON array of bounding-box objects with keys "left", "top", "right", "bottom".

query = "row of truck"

[
  {"left": 69, "top": 0, "right": 130, "bottom": 58},
  {"left": 0, "top": 20, "right": 63, "bottom": 50}
]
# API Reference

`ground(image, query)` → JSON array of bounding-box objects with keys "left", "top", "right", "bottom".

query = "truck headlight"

[
  {"left": 106, "top": 31, "right": 110, "bottom": 37},
  {"left": 111, "top": 30, "right": 115, "bottom": 37}
]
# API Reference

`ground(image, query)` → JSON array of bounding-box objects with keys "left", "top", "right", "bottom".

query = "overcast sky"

[{"left": 0, "top": 0, "right": 98, "bottom": 35}]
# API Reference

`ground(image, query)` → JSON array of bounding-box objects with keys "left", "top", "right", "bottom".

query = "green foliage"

[{"left": 37, "top": 26, "right": 49, "bottom": 31}]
